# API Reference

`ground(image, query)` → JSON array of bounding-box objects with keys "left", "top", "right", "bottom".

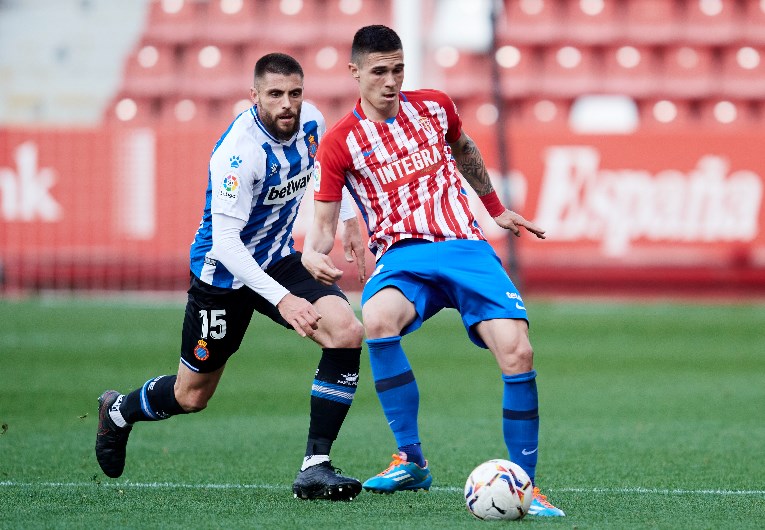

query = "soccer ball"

[{"left": 464, "top": 459, "right": 533, "bottom": 521}]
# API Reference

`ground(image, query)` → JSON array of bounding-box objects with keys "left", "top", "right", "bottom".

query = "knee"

[
  {"left": 327, "top": 313, "right": 364, "bottom": 348},
  {"left": 362, "top": 308, "right": 398, "bottom": 339},
  {"left": 496, "top": 341, "right": 534, "bottom": 375}
]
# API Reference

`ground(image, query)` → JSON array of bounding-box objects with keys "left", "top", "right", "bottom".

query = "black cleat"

[
  {"left": 95, "top": 390, "right": 132, "bottom": 478},
  {"left": 292, "top": 461, "right": 362, "bottom": 501}
]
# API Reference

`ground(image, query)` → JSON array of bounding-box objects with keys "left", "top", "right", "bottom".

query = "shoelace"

[
  {"left": 377, "top": 453, "right": 407, "bottom": 476},
  {"left": 532, "top": 486, "right": 556, "bottom": 508}
]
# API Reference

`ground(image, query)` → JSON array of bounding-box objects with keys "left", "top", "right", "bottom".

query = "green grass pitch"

[{"left": 1, "top": 295, "right": 764, "bottom": 528}]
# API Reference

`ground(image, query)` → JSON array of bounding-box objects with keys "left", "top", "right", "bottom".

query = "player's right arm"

[{"left": 302, "top": 200, "right": 344, "bottom": 286}]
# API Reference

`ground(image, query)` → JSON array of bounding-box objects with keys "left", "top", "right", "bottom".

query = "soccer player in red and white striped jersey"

[{"left": 302, "top": 25, "right": 564, "bottom": 516}]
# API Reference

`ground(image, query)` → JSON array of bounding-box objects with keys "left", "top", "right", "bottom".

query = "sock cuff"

[
  {"left": 365, "top": 336, "right": 402, "bottom": 347},
  {"left": 502, "top": 369, "right": 537, "bottom": 384}
]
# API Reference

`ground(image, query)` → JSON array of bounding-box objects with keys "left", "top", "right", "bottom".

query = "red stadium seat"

[
  {"left": 601, "top": 45, "right": 660, "bottom": 98},
  {"left": 623, "top": 0, "right": 682, "bottom": 44},
  {"left": 143, "top": 0, "right": 204, "bottom": 44},
  {"left": 637, "top": 98, "right": 695, "bottom": 131},
  {"left": 429, "top": 48, "right": 494, "bottom": 100},
  {"left": 496, "top": 44, "right": 540, "bottom": 98},
  {"left": 743, "top": 1, "right": 765, "bottom": 45},
  {"left": 104, "top": 94, "right": 164, "bottom": 126},
  {"left": 199, "top": 0, "right": 262, "bottom": 46},
  {"left": 659, "top": 45, "right": 718, "bottom": 98},
  {"left": 320, "top": 0, "right": 392, "bottom": 45},
  {"left": 561, "top": 0, "right": 623, "bottom": 45},
  {"left": 539, "top": 45, "right": 601, "bottom": 97},
  {"left": 697, "top": 98, "right": 761, "bottom": 130},
  {"left": 258, "top": 0, "right": 325, "bottom": 47},
  {"left": 681, "top": 0, "right": 740, "bottom": 45},
  {"left": 120, "top": 41, "right": 180, "bottom": 98},
  {"left": 302, "top": 43, "right": 358, "bottom": 101},
  {"left": 720, "top": 45, "right": 765, "bottom": 99},
  {"left": 178, "top": 44, "right": 246, "bottom": 100},
  {"left": 516, "top": 97, "right": 571, "bottom": 129},
  {"left": 496, "top": 0, "right": 563, "bottom": 45}
]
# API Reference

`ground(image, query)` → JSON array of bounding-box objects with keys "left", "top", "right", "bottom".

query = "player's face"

[
  {"left": 351, "top": 50, "right": 405, "bottom": 121},
  {"left": 251, "top": 72, "right": 303, "bottom": 141}
]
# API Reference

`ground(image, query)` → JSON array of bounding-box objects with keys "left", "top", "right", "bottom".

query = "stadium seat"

[
  {"left": 697, "top": 98, "right": 761, "bottom": 130},
  {"left": 120, "top": 41, "right": 180, "bottom": 98},
  {"left": 429, "top": 48, "right": 494, "bottom": 100},
  {"left": 561, "top": 0, "right": 623, "bottom": 45},
  {"left": 301, "top": 44, "right": 358, "bottom": 101},
  {"left": 659, "top": 45, "right": 718, "bottom": 98},
  {"left": 743, "top": 0, "right": 765, "bottom": 45},
  {"left": 720, "top": 45, "right": 765, "bottom": 99},
  {"left": 178, "top": 43, "right": 246, "bottom": 100},
  {"left": 320, "top": 0, "right": 392, "bottom": 45},
  {"left": 258, "top": 0, "right": 325, "bottom": 47},
  {"left": 623, "top": 0, "right": 682, "bottom": 44},
  {"left": 516, "top": 97, "right": 571, "bottom": 129},
  {"left": 142, "top": 0, "right": 204, "bottom": 44},
  {"left": 601, "top": 45, "right": 660, "bottom": 98},
  {"left": 104, "top": 94, "right": 164, "bottom": 126},
  {"left": 199, "top": 0, "right": 262, "bottom": 46},
  {"left": 496, "top": 0, "right": 563, "bottom": 45},
  {"left": 681, "top": 0, "right": 739, "bottom": 45},
  {"left": 539, "top": 45, "right": 601, "bottom": 97},
  {"left": 496, "top": 44, "right": 540, "bottom": 98},
  {"left": 636, "top": 98, "right": 695, "bottom": 131}
]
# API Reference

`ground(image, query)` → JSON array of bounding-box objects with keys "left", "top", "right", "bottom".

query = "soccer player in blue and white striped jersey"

[{"left": 96, "top": 53, "right": 366, "bottom": 501}]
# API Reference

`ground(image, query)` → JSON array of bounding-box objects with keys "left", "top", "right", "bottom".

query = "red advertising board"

[{"left": 1, "top": 125, "right": 763, "bottom": 294}]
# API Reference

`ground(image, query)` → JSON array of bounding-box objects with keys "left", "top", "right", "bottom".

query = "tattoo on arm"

[{"left": 454, "top": 135, "right": 493, "bottom": 196}]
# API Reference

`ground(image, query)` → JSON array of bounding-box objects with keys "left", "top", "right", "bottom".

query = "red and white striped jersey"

[{"left": 314, "top": 89, "right": 485, "bottom": 260}]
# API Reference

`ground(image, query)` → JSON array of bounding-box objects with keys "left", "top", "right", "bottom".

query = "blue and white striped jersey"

[{"left": 190, "top": 102, "right": 324, "bottom": 289}]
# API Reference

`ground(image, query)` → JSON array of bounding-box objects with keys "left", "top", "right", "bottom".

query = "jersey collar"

[{"left": 353, "top": 92, "right": 406, "bottom": 124}]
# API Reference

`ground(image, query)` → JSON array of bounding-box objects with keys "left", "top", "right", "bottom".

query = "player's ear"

[
  {"left": 349, "top": 62, "right": 360, "bottom": 81},
  {"left": 249, "top": 87, "right": 258, "bottom": 105}
]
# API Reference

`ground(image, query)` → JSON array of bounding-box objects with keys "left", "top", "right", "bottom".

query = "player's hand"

[
  {"left": 276, "top": 293, "right": 321, "bottom": 338},
  {"left": 342, "top": 217, "right": 366, "bottom": 283},
  {"left": 301, "top": 250, "right": 344, "bottom": 286},
  {"left": 493, "top": 210, "right": 546, "bottom": 239}
]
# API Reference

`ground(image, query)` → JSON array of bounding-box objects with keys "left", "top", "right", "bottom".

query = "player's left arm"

[
  {"left": 449, "top": 132, "right": 546, "bottom": 239},
  {"left": 302, "top": 200, "right": 345, "bottom": 286}
]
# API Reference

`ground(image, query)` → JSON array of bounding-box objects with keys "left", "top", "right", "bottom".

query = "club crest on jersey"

[
  {"left": 418, "top": 116, "right": 432, "bottom": 133},
  {"left": 264, "top": 167, "right": 312, "bottom": 205},
  {"left": 307, "top": 134, "right": 318, "bottom": 158},
  {"left": 218, "top": 173, "right": 240, "bottom": 202},
  {"left": 194, "top": 340, "right": 209, "bottom": 361}
]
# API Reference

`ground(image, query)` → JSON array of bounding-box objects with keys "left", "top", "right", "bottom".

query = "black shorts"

[{"left": 180, "top": 252, "right": 348, "bottom": 373}]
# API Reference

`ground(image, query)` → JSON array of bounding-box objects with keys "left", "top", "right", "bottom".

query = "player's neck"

[{"left": 360, "top": 98, "right": 399, "bottom": 123}]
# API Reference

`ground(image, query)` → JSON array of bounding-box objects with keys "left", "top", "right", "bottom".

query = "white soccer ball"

[{"left": 464, "top": 459, "right": 534, "bottom": 521}]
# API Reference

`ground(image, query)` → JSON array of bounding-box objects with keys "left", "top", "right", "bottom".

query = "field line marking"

[{"left": 1, "top": 482, "right": 764, "bottom": 496}]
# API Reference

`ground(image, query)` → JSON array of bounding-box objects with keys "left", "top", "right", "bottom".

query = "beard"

[{"left": 260, "top": 107, "right": 301, "bottom": 141}]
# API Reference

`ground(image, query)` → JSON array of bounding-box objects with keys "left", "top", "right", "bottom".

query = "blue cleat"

[
  {"left": 362, "top": 452, "right": 432, "bottom": 494},
  {"left": 528, "top": 486, "right": 566, "bottom": 516}
]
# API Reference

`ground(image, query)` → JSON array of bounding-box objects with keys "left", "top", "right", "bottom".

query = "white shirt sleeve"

[
  {"left": 210, "top": 212, "right": 290, "bottom": 306},
  {"left": 339, "top": 186, "right": 357, "bottom": 222}
]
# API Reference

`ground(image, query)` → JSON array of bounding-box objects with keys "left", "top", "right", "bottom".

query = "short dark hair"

[
  {"left": 351, "top": 25, "right": 402, "bottom": 64},
  {"left": 254, "top": 53, "right": 303, "bottom": 84}
]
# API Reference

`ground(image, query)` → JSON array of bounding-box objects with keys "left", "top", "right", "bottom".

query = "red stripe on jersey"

[{"left": 315, "top": 90, "right": 485, "bottom": 259}]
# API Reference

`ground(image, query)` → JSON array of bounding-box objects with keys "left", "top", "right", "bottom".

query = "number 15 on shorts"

[{"left": 199, "top": 309, "right": 227, "bottom": 339}]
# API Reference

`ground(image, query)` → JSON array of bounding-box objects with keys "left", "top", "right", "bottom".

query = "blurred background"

[{"left": 1, "top": 0, "right": 763, "bottom": 297}]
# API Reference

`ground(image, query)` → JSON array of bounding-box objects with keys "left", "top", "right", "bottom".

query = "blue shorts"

[{"left": 361, "top": 239, "right": 528, "bottom": 348}]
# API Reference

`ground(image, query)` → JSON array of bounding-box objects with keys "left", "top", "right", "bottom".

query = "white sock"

[{"left": 301, "top": 454, "right": 330, "bottom": 471}]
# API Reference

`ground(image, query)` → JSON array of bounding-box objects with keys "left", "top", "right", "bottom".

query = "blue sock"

[
  {"left": 398, "top": 443, "right": 425, "bottom": 468},
  {"left": 366, "top": 336, "right": 422, "bottom": 459},
  {"left": 502, "top": 370, "right": 539, "bottom": 482}
]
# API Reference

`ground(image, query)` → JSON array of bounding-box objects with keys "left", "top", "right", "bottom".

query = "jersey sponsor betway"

[
  {"left": 375, "top": 145, "right": 444, "bottom": 192},
  {"left": 264, "top": 167, "right": 313, "bottom": 204}
]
